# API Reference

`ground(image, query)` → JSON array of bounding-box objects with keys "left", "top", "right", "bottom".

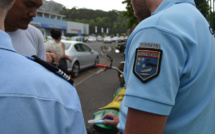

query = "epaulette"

[{"left": 25, "top": 55, "right": 74, "bottom": 85}]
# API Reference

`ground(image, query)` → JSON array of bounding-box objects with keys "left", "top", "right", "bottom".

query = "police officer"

[
  {"left": 103, "top": 0, "right": 215, "bottom": 133},
  {"left": 0, "top": 0, "right": 86, "bottom": 133}
]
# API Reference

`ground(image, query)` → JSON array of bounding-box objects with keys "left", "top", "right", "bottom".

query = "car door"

[
  {"left": 80, "top": 43, "right": 95, "bottom": 67},
  {"left": 73, "top": 43, "right": 87, "bottom": 69}
]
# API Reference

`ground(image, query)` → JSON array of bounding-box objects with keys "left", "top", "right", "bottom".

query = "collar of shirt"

[
  {"left": 152, "top": 0, "right": 196, "bottom": 15},
  {"left": 0, "top": 30, "right": 17, "bottom": 53}
]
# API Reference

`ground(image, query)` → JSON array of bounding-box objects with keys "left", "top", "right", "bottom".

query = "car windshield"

[{"left": 64, "top": 43, "right": 71, "bottom": 50}]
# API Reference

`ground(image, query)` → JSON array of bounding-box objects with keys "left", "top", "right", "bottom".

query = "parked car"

[
  {"left": 46, "top": 36, "right": 53, "bottom": 41},
  {"left": 88, "top": 36, "right": 97, "bottom": 42},
  {"left": 46, "top": 36, "right": 68, "bottom": 41},
  {"left": 118, "top": 36, "right": 125, "bottom": 41},
  {"left": 61, "top": 36, "right": 70, "bottom": 40},
  {"left": 71, "top": 36, "right": 84, "bottom": 41},
  {"left": 111, "top": 36, "right": 119, "bottom": 43},
  {"left": 61, "top": 40, "right": 99, "bottom": 78},
  {"left": 97, "top": 36, "right": 103, "bottom": 42},
  {"left": 103, "top": 36, "right": 112, "bottom": 43}
]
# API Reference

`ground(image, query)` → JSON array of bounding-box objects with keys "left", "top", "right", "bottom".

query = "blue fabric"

[
  {"left": 118, "top": 0, "right": 215, "bottom": 133},
  {"left": 0, "top": 30, "right": 86, "bottom": 134}
]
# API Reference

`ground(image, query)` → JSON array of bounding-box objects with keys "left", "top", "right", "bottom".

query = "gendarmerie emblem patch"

[{"left": 133, "top": 48, "right": 162, "bottom": 83}]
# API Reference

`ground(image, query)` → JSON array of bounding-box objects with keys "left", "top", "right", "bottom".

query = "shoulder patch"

[{"left": 133, "top": 48, "right": 162, "bottom": 83}]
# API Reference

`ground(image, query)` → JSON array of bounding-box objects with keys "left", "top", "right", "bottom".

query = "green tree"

[
  {"left": 60, "top": 8, "right": 128, "bottom": 35},
  {"left": 122, "top": 0, "right": 138, "bottom": 29},
  {"left": 195, "top": 0, "right": 215, "bottom": 30},
  {"left": 89, "top": 19, "right": 96, "bottom": 34},
  {"left": 122, "top": 0, "right": 215, "bottom": 30}
]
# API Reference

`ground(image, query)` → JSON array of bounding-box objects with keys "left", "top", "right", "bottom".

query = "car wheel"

[
  {"left": 71, "top": 62, "right": 79, "bottom": 78},
  {"left": 94, "top": 56, "right": 99, "bottom": 67}
]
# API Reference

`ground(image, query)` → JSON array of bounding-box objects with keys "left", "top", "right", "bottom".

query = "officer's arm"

[{"left": 124, "top": 108, "right": 168, "bottom": 134}]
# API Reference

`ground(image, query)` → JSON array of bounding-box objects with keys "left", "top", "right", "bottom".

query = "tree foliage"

[
  {"left": 195, "top": 0, "right": 215, "bottom": 29},
  {"left": 121, "top": 0, "right": 215, "bottom": 30},
  {"left": 60, "top": 7, "right": 128, "bottom": 36},
  {"left": 60, "top": 0, "right": 214, "bottom": 35},
  {"left": 122, "top": 0, "right": 138, "bottom": 29}
]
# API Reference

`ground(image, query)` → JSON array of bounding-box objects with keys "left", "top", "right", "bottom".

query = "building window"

[
  {"left": 37, "top": 12, "right": 42, "bottom": 17},
  {"left": 51, "top": 15, "right": 56, "bottom": 19},
  {"left": 44, "top": 13, "right": 49, "bottom": 18},
  {"left": 57, "top": 16, "right": 61, "bottom": 20}
]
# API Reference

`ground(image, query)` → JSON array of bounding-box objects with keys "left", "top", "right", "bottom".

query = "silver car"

[{"left": 61, "top": 40, "right": 99, "bottom": 78}]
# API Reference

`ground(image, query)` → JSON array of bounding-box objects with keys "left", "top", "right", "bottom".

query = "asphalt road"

[{"left": 73, "top": 42, "right": 125, "bottom": 130}]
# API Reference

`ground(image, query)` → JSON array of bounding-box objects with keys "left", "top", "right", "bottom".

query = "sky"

[{"left": 48, "top": 0, "right": 126, "bottom": 11}]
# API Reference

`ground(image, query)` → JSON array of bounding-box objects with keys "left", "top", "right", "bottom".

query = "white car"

[
  {"left": 46, "top": 36, "right": 68, "bottom": 41},
  {"left": 103, "top": 36, "right": 112, "bottom": 43},
  {"left": 111, "top": 36, "right": 119, "bottom": 43},
  {"left": 118, "top": 36, "right": 125, "bottom": 41},
  {"left": 46, "top": 36, "right": 53, "bottom": 41},
  {"left": 97, "top": 36, "right": 103, "bottom": 41},
  {"left": 88, "top": 36, "right": 97, "bottom": 42},
  {"left": 61, "top": 40, "right": 99, "bottom": 77},
  {"left": 71, "top": 36, "right": 83, "bottom": 41}
]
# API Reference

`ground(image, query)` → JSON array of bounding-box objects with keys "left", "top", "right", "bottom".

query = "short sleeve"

[
  {"left": 124, "top": 27, "right": 186, "bottom": 115},
  {"left": 34, "top": 27, "right": 46, "bottom": 61}
]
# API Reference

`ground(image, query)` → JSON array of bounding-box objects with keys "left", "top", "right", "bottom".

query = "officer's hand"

[
  {"left": 69, "top": 58, "right": 73, "bottom": 62},
  {"left": 102, "top": 113, "right": 119, "bottom": 128},
  {"left": 46, "top": 52, "right": 56, "bottom": 63}
]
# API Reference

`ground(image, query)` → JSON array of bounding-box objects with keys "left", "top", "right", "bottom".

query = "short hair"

[
  {"left": 0, "top": 0, "right": 14, "bottom": 10},
  {"left": 0, "top": 0, "right": 14, "bottom": 18},
  {"left": 51, "top": 30, "right": 61, "bottom": 40}
]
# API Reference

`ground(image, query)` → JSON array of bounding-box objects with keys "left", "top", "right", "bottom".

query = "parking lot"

[{"left": 73, "top": 42, "right": 125, "bottom": 130}]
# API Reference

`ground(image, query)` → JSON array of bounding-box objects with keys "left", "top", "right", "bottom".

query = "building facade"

[{"left": 31, "top": 10, "right": 89, "bottom": 40}]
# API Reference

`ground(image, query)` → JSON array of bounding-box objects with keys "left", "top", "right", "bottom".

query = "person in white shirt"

[{"left": 5, "top": 0, "right": 55, "bottom": 63}]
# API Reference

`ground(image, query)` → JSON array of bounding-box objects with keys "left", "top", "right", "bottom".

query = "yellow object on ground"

[{"left": 99, "top": 88, "right": 126, "bottom": 111}]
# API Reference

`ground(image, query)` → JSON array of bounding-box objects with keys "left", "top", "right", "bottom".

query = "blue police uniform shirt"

[
  {"left": 0, "top": 30, "right": 87, "bottom": 134},
  {"left": 118, "top": 0, "right": 215, "bottom": 133}
]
